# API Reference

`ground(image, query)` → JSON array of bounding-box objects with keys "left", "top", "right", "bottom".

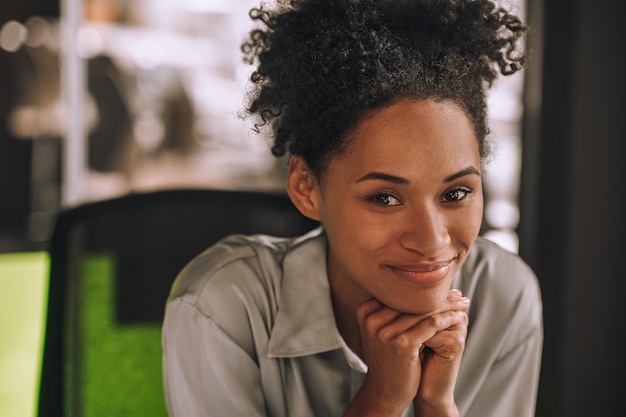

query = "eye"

[
  {"left": 442, "top": 187, "right": 472, "bottom": 202},
  {"left": 367, "top": 193, "right": 402, "bottom": 207}
]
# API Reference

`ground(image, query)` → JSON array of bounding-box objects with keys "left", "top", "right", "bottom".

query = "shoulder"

[
  {"left": 455, "top": 239, "right": 543, "bottom": 414},
  {"left": 461, "top": 237, "right": 539, "bottom": 299},
  {"left": 164, "top": 229, "right": 324, "bottom": 355},
  {"left": 163, "top": 233, "right": 298, "bottom": 351},
  {"left": 169, "top": 234, "right": 289, "bottom": 308},
  {"left": 167, "top": 228, "right": 324, "bottom": 319},
  {"left": 458, "top": 237, "right": 542, "bottom": 344}
]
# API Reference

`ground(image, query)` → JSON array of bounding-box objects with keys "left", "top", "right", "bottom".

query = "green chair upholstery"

[{"left": 38, "top": 189, "right": 318, "bottom": 417}]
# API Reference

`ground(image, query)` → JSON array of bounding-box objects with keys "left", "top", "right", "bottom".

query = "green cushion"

[{"left": 79, "top": 254, "right": 167, "bottom": 416}]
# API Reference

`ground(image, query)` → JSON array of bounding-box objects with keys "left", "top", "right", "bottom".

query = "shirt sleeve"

[
  {"left": 162, "top": 297, "right": 268, "bottom": 417},
  {"left": 463, "top": 322, "right": 543, "bottom": 417},
  {"left": 455, "top": 239, "right": 544, "bottom": 417}
]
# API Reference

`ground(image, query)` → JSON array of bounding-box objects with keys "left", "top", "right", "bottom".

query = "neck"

[
  {"left": 329, "top": 284, "right": 366, "bottom": 361},
  {"left": 326, "top": 247, "right": 369, "bottom": 360}
]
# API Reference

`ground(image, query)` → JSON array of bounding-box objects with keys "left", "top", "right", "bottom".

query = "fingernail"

[{"left": 460, "top": 296, "right": 470, "bottom": 305}]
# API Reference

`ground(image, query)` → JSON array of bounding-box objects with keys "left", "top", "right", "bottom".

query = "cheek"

[
  {"left": 318, "top": 186, "right": 369, "bottom": 234},
  {"left": 457, "top": 200, "right": 484, "bottom": 242},
  {"left": 323, "top": 207, "right": 382, "bottom": 248},
  {"left": 320, "top": 202, "right": 392, "bottom": 259}
]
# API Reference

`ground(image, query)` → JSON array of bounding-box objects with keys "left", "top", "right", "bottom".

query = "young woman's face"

[{"left": 316, "top": 99, "right": 483, "bottom": 314}]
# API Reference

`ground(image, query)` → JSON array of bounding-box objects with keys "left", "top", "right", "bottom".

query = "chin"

[{"left": 386, "top": 290, "right": 449, "bottom": 315}]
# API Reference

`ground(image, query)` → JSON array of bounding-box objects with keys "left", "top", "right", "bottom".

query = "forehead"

[
  {"left": 316, "top": 100, "right": 481, "bottom": 185},
  {"left": 331, "top": 99, "right": 480, "bottom": 175}
]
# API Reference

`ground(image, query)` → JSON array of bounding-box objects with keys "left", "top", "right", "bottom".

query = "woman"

[{"left": 162, "top": 1, "right": 543, "bottom": 416}]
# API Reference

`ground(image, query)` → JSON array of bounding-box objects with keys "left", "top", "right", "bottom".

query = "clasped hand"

[{"left": 350, "top": 290, "right": 470, "bottom": 417}]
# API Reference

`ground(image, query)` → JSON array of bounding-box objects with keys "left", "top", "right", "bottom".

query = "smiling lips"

[{"left": 386, "top": 258, "right": 457, "bottom": 285}]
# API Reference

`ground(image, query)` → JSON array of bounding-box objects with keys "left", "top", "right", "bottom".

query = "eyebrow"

[
  {"left": 443, "top": 166, "right": 481, "bottom": 183},
  {"left": 355, "top": 166, "right": 481, "bottom": 185},
  {"left": 355, "top": 172, "right": 409, "bottom": 184}
]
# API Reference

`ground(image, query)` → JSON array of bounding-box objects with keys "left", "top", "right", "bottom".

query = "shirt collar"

[{"left": 267, "top": 227, "right": 344, "bottom": 358}]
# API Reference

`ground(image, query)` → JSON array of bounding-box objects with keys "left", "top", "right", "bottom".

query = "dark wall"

[
  {"left": 1, "top": 1, "right": 58, "bottom": 24},
  {"left": 520, "top": 0, "right": 626, "bottom": 416},
  {"left": 0, "top": 0, "right": 59, "bottom": 251},
  {"left": 0, "top": 30, "right": 32, "bottom": 245}
]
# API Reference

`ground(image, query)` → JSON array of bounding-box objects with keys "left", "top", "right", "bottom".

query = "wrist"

[
  {"left": 413, "top": 398, "right": 459, "bottom": 417},
  {"left": 343, "top": 381, "right": 409, "bottom": 417}
]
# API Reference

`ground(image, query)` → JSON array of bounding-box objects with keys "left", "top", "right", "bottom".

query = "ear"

[{"left": 286, "top": 155, "right": 322, "bottom": 221}]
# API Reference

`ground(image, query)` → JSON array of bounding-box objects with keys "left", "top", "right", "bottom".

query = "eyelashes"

[
  {"left": 367, "top": 193, "right": 402, "bottom": 207},
  {"left": 442, "top": 186, "right": 472, "bottom": 202},
  {"left": 366, "top": 187, "right": 474, "bottom": 207}
]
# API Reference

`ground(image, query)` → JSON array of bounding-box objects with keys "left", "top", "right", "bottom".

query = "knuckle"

[
  {"left": 391, "top": 332, "right": 420, "bottom": 355},
  {"left": 425, "top": 314, "right": 443, "bottom": 329},
  {"left": 376, "top": 324, "right": 396, "bottom": 341},
  {"left": 355, "top": 299, "right": 375, "bottom": 318},
  {"left": 394, "top": 331, "right": 411, "bottom": 347},
  {"left": 363, "top": 311, "right": 390, "bottom": 334},
  {"left": 452, "top": 333, "right": 467, "bottom": 349},
  {"left": 356, "top": 299, "right": 380, "bottom": 323},
  {"left": 461, "top": 313, "right": 469, "bottom": 325},
  {"left": 362, "top": 314, "right": 379, "bottom": 333}
]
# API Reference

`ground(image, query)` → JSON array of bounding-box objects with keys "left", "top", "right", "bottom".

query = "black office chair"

[{"left": 38, "top": 188, "right": 318, "bottom": 417}]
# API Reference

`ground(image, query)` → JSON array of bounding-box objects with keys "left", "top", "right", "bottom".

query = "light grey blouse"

[{"left": 162, "top": 227, "right": 543, "bottom": 417}]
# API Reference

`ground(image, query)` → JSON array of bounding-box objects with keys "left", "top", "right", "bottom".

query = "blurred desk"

[{"left": 0, "top": 252, "right": 48, "bottom": 417}]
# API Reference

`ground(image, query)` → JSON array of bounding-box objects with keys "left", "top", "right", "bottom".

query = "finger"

[
  {"left": 436, "top": 293, "right": 470, "bottom": 315},
  {"left": 448, "top": 289, "right": 463, "bottom": 300},
  {"left": 357, "top": 300, "right": 403, "bottom": 334},
  {"left": 372, "top": 295, "right": 469, "bottom": 338},
  {"left": 372, "top": 310, "right": 466, "bottom": 362},
  {"left": 356, "top": 298, "right": 384, "bottom": 321},
  {"left": 404, "top": 310, "right": 468, "bottom": 344},
  {"left": 422, "top": 316, "right": 469, "bottom": 359}
]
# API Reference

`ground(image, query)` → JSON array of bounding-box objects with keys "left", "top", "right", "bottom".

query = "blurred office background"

[
  {"left": 0, "top": 0, "right": 624, "bottom": 416},
  {"left": 1, "top": 0, "right": 283, "bottom": 252}
]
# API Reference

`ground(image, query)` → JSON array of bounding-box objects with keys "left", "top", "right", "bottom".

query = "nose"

[{"left": 399, "top": 203, "right": 451, "bottom": 257}]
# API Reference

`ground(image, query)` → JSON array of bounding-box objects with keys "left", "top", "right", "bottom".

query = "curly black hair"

[{"left": 241, "top": 0, "right": 527, "bottom": 178}]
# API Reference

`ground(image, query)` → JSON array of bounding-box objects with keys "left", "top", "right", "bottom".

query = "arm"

[
  {"left": 462, "top": 324, "right": 542, "bottom": 417},
  {"left": 162, "top": 298, "right": 268, "bottom": 417}
]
